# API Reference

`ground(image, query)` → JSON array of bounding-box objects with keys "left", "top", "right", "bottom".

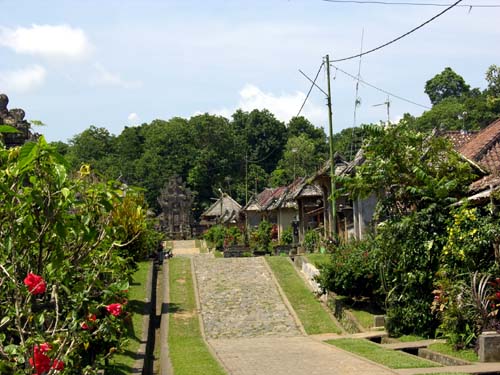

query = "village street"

[{"left": 169, "top": 240, "right": 396, "bottom": 375}]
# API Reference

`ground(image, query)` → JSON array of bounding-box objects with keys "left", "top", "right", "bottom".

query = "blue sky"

[{"left": 1, "top": 0, "right": 499, "bottom": 142}]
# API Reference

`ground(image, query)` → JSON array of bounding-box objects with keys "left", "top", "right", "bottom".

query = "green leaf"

[
  {"left": 17, "top": 142, "right": 38, "bottom": 171},
  {"left": 61, "top": 187, "right": 70, "bottom": 199},
  {"left": 0, "top": 125, "right": 19, "bottom": 133}
]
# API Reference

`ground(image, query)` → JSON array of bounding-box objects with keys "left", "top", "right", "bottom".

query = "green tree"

[
  {"left": 270, "top": 134, "right": 319, "bottom": 186},
  {"left": 136, "top": 118, "right": 197, "bottom": 210},
  {"left": 345, "top": 122, "right": 476, "bottom": 336},
  {"left": 287, "top": 116, "right": 328, "bottom": 156},
  {"left": 66, "top": 125, "right": 116, "bottom": 171},
  {"left": 187, "top": 114, "right": 242, "bottom": 216},
  {"left": 486, "top": 64, "right": 500, "bottom": 97},
  {"left": 425, "top": 67, "right": 470, "bottom": 105},
  {"left": 232, "top": 109, "right": 287, "bottom": 174}
]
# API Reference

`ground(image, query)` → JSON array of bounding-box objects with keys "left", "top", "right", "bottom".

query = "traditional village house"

[
  {"left": 450, "top": 117, "right": 500, "bottom": 202},
  {"left": 243, "top": 186, "right": 288, "bottom": 232},
  {"left": 311, "top": 152, "right": 377, "bottom": 241},
  {"left": 199, "top": 192, "right": 242, "bottom": 229},
  {"left": 285, "top": 178, "right": 323, "bottom": 244},
  {"left": 243, "top": 178, "right": 324, "bottom": 242}
]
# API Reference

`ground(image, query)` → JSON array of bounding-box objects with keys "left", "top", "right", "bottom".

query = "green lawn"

[
  {"left": 168, "top": 257, "right": 226, "bottom": 375},
  {"left": 265, "top": 257, "right": 341, "bottom": 334},
  {"left": 428, "top": 343, "right": 478, "bottom": 363},
  {"left": 327, "top": 339, "right": 441, "bottom": 369},
  {"left": 348, "top": 309, "right": 375, "bottom": 329},
  {"left": 109, "top": 261, "right": 151, "bottom": 374},
  {"left": 397, "top": 335, "right": 428, "bottom": 342},
  {"left": 304, "top": 253, "right": 330, "bottom": 268}
]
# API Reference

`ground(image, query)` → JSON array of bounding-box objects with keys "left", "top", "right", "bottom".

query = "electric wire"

[
  {"left": 297, "top": 62, "right": 325, "bottom": 117},
  {"left": 299, "top": 68, "right": 328, "bottom": 96},
  {"left": 322, "top": 0, "right": 500, "bottom": 7},
  {"left": 331, "top": 64, "right": 431, "bottom": 109},
  {"left": 330, "top": 0, "right": 463, "bottom": 62}
]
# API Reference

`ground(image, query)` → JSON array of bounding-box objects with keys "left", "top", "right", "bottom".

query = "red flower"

[
  {"left": 81, "top": 322, "right": 89, "bottom": 330},
  {"left": 24, "top": 273, "right": 46, "bottom": 295},
  {"left": 29, "top": 344, "right": 51, "bottom": 375},
  {"left": 39, "top": 343, "right": 52, "bottom": 353},
  {"left": 496, "top": 291, "right": 500, "bottom": 300},
  {"left": 88, "top": 313, "right": 97, "bottom": 322},
  {"left": 52, "top": 359, "right": 65, "bottom": 371},
  {"left": 106, "top": 303, "right": 122, "bottom": 317}
]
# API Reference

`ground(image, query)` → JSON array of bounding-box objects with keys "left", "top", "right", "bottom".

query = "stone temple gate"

[{"left": 157, "top": 177, "right": 193, "bottom": 240}]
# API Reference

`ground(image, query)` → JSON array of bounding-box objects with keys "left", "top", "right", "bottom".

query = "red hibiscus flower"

[
  {"left": 52, "top": 359, "right": 65, "bottom": 371},
  {"left": 106, "top": 303, "right": 122, "bottom": 317},
  {"left": 29, "top": 344, "right": 52, "bottom": 375},
  {"left": 24, "top": 273, "right": 46, "bottom": 295}
]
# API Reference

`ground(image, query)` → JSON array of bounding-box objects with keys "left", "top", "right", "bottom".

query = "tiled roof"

[
  {"left": 459, "top": 118, "right": 500, "bottom": 174},
  {"left": 244, "top": 177, "right": 321, "bottom": 212},
  {"left": 440, "top": 130, "right": 477, "bottom": 150}
]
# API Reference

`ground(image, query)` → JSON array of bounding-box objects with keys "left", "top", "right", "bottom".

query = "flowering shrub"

[
  {"left": 0, "top": 138, "right": 149, "bottom": 374},
  {"left": 433, "top": 204, "right": 500, "bottom": 348},
  {"left": 316, "top": 238, "right": 380, "bottom": 301},
  {"left": 24, "top": 273, "right": 47, "bottom": 295}
]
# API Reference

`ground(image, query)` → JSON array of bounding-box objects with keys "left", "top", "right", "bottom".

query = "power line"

[
  {"left": 323, "top": 0, "right": 500, "bottom": 7},
  {"left": 330, "top": 63, "right": 431, "bottom": 109},
  {"left": 297, "top": 62, "right": 324, "bottom": 117},
  {"left": 299, "top": 68, "right": 328, "bottom": 96},
  {"left": 331, "top": 0, "right": 463, "bottom": 62}
]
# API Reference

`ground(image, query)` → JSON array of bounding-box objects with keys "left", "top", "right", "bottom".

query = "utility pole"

[{"left": 325, "top": 54, "right": 336, "bottom": 236}]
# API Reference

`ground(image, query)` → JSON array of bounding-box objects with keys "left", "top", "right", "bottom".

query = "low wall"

[{"left": 294, "top": 255, "right": 322, "bottom": 295}]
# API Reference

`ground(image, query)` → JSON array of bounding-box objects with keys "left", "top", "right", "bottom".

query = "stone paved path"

[
  {"left": 193, "top": 257, "right": 300, "bottom": 339},
  {"left": 209, "top": 336, "right": 396, "bottom": 375},
  {"left": 191, "top": 253, "right": 397, "bottom": 375}
]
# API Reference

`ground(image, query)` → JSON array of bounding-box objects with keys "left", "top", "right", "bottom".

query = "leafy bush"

[
  {"left": 432, "top": 204, "right": 500, "bottom": 348},
  {"left": 316, "top": 238, "right": 381, "bottom": 302},
  {"left": 0, "top": 138, "right": 148, "bottom": 373},
  {"left": 251, "top": 220, "right": 273, "bottom": 252},
  {"left": 304, "top": 229, "right": 320, "bottom": 253},
  {"left": 203, "top": 225, "right": 243, "bottom": 250},
  {"left": 280, "top": 227, "right": 293, "bottom": 245},
  {"left": 204, "top": 225, "right": 226, "bottom": 250}
]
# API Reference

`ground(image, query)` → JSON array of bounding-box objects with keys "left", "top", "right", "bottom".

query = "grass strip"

[
  {"left": 348, "top": 309, "right": 374, "bottom": 329},
  {"left": 168, "top": 257, "right": 226, "bottom": 375},
  {"left": 427, "top": 343, "right": 478, "bottom": 363},
  {"left": 327, "top": 338, "right": 441, "bottom": 369},
  {"left": 304, "top": 253, "right": 331, "bottom": 268},
  {"left": 265, "top": 257, "right": 341, "bottom": 334},
  {"left": 396, "top": 335, "right": 428, "bottom": 342},
  {"left": 110, "top": 261, "right": 151, "bottom": 374}
]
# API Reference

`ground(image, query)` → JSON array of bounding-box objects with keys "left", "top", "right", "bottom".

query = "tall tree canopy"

[{"left": 424, "top": 67, "right": 470, "bottom": 105}]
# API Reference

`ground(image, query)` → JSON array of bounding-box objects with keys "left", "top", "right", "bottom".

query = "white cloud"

[
  {"left": 91, "top": 63, "right": 142, "bottom": 89},
  {"left": 0, "top": 24, "right": 92, "bottom": 60},
  {"left": 0, "top": 65, "right": 46, "bottom": 93},
  {"left": 127, "top": 112, "right": 140, "bottom": 123},
  {"left": 210, "top": 84, "right": 327, "bottom": 126}
]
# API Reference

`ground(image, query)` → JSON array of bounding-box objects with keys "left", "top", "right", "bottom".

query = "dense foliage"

[
  {"left": 316, "top": 238, "right": 380, "bottom": 301},
  {"left": 321, "top": 121, "right": 478, "bottom": 337},
  {"left": 59, "top": 112, "right": 328, "bottom": 218},
  {"left": 0, "top": 137, "right": 154, "bottom": 374}
]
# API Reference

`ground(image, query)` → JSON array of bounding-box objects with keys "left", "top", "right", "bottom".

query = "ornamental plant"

[{"left": 0, "top": 137, "right": 149, "bottom": 374}]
